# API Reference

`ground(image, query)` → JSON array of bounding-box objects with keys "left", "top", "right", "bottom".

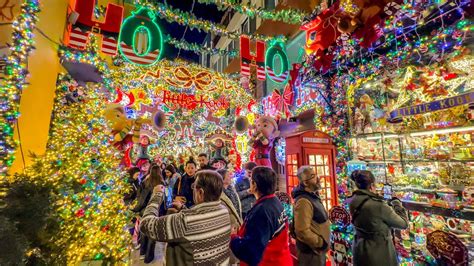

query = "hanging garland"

[
  {"left": 0, "top": 0, "right": 40, "bottom": 175},
  {"left": 165, "top": 35, "right": 238, "bottom": 58},
  {"left": 196, "top": 0, "right": 307, "bottom": 25},
  {"left": 134, "top": 0, "right": 287, "bottom": 42}
]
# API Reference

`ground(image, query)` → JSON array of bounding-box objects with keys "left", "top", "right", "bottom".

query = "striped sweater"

[{"left": 140, "top": 192, "right": 231, "bottom": 265}]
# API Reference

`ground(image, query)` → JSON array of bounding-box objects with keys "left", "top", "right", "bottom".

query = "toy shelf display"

[{"left": 349, "top": 126, "right": 474, "bottom": 265}]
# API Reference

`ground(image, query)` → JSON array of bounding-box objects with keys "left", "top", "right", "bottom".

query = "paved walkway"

[{"left": 129, "top": 242, "right": 166, "bottom": 266}]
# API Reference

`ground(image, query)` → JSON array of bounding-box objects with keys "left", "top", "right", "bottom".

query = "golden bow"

[{"left": 165, "top": 67, "right": 212, "bottom": 91}]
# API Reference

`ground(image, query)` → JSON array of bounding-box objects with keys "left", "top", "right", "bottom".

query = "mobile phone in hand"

[{"left": 383, "top": 184, "right": 393, "bottom": 200}]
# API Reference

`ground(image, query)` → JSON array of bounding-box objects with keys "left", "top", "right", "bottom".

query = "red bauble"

[{"left": 75, "top": 209, "right": 85, "bottom": 218}]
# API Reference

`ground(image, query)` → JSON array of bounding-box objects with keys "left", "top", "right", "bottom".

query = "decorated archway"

[{"left": 108, "top": 60, "right": 253, "bottom": 158}]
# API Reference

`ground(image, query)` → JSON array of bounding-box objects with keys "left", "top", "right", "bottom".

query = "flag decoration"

[
  {"left": 64, "top": 0, "right": 123, "bottom": 55},
  {"left": 240, "top": 36, "right": 266, "bottom": 81}
]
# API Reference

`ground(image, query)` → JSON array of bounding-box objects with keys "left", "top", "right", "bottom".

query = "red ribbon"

[{"left": 271, "top": 85, "right": 294, "bottom": 118}]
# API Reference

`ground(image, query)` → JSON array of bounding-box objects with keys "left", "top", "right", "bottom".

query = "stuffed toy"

[
  {"left": 300, "top": 1, "right": 341, "bottom": 55},
  {"left": 133, "top": 134, "right": 152, "bottom": 166},
  {"left": 248, "top": 116, "right": 281, "bottom": 167},
  {"left": 103, "top": 103, "right": 149, "bottom": 166}
]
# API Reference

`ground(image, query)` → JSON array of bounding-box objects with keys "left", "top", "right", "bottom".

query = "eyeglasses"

[{"left": 304, "top": 174, "right": 317, "bottom": 181}]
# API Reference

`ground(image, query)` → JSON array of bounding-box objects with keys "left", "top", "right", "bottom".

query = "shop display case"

[{"left": 349, "top": 125, "right": 474, "bottom": 264}]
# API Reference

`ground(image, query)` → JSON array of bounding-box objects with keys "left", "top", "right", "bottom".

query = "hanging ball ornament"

[
  {"left": 153, "top": 111, "right": 167, "bottom": 130},
  {"left": 234, "top": 116, "right": 249, "bottom": 134}
]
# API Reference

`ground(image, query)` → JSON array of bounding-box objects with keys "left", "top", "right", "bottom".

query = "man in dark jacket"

[
  {"left": 172, "top": 160, "right": 197, "bottom": 208},
  {"left": 235, "top": 161, "right": 257, "bottom": 219},
  {"left": 292, "top": 166, "right": 330, "bottom": 266},
  {"left": 197, "top": 153, "right": 216, "bottom": 170}
]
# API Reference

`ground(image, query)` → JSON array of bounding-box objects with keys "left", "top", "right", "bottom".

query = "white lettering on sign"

[{"left": 303, "top": 137, "right": 329, "bottom": 144}]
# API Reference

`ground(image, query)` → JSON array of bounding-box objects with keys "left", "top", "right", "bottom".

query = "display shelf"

[
  {"left": 402, "top": 201, "right": 474, "bottom": 221},
  {"left": 393, "top": 186, "right": 436, "bottom": 193},
  {"left": 403, "top": 159, "right": 474, "bottom": 163},
  {"left": 365, "top": 160, "right": 402, "bottom": 164}
]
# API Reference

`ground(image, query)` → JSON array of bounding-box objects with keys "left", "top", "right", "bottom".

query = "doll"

[
  {"left": 210, "top": 138, "right": 229, "bottom": 161},
  {"left": 248, "top": 116, "right": 280, "bottom": 167},
  {"left": 134, "top": 134, "right": 151, "bottom": 166},
  {"left": 354, "top": 107, "right": 365, "bottom": 134}
]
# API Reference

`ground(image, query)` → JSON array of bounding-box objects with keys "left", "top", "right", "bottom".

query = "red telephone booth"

[{"left": 285, "top": 130, "right": 338, "bottom": 210}]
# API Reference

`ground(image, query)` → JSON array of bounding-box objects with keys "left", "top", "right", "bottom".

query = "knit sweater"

[{"left": 140, "top": 192, "right": 231, "bottom": 265}]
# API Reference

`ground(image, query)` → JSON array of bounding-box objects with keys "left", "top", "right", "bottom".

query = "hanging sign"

[
  {"left": 118, "top": 7, "right": 163, "bottom": 66},
  {"left": 426, "top": 230, "right": 468, "bottom": 265},
  {"left": 240, "top": 36, "right": 266, "bottom": 81},
  {"left": 389, "top": 91, "right": 474, "bottom": 123},
  {"left": 162, "top": 90, "right": 229, "bottom": 111},
  {"left": 265, "top": 41, "right": 289, "bottom": 84},
  {"left": 64, "top": 0, "right": 124, "bottom": 55}
]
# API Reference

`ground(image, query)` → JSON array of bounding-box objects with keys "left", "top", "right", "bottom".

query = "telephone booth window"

[
  {"left": 307, "top": 153, "right": 333, "bottom": 210},
  {"left": 286, "top": 154, "right": 299, "bottom": 193}
]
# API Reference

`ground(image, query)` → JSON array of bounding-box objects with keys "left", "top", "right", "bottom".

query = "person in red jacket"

[{"left": 230, "top": 166, "right": 293, "bottom": 266}]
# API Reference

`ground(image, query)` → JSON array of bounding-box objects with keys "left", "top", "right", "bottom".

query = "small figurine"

[
  {"left": 354, "top": 107, "right": 365, "bottom": 134},
  {"left": 206, "top": 130, "right": 232, "bottom": 161},
  {"left": 359, "top": 94, "right": 375, "bottom": 133},
  {"left": 134, "top": 134, "right": 151, "bottom": 166},
  {"left": 210, "top": 138, "right": 229, "bottom": 161}
]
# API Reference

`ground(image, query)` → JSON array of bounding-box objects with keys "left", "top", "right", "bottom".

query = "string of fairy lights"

[
  {"left": 0, "top": 0, "right": 40, "bottom": 176},
  {"left": 196, "top": 0, "right": 308, "bottom": 25},
  {"left": 134, "top": 0, "right": 287, "bottom": 43}
]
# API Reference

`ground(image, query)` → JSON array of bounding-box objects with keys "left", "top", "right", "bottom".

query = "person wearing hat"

[
  {"left": 210, "top": 137, "right": 229, "bottom": 161},
  {"left": 291, "top": 166, "right": 330, "bottom": 266}
]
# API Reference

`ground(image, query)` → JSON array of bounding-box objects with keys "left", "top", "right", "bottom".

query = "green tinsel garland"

[{"left": 196, "top": 0, "right": 308, "bottom": 25}]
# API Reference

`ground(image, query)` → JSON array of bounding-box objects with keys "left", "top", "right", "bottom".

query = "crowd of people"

[{"left": 124, "top": 151, "right": 409, "bottom": 266}]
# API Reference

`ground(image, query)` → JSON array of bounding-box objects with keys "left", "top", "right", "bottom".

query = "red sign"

[
  {"left": 329, "top": 206, "right": 350, "bottom": 226},
  {"left": 426, "top": 230, "right": 468, "bottom": 265},
  {"left": 162, "top": 91, "right": 229, "bottom": 112}
]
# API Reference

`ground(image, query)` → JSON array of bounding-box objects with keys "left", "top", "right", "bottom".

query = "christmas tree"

[{"left": 2, "top": 74, "right": 130, "bottom": 263}]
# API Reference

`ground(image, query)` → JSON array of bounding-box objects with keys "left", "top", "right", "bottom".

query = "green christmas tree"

[{"left": 2, "top": 74, "right": 130, "bottom": 264}]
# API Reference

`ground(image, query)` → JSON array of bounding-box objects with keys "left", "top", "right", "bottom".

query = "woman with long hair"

[{"left": 133, "top": 165, "right": 167, "bottom": 263}]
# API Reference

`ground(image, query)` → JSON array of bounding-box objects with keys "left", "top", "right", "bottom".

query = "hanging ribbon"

[
  {"left": 271, "top": 85, "right": 294, "bottom": 118},
  {"left": 165, "top": 67, "right": 213, "bottom": 91}
]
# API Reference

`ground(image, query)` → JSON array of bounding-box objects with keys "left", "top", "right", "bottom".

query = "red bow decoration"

[
  {"left": 271, "top": 85, "right": 294, "bottom": 119},
  {"left": 112, "top": 87, "right": 135, "bottom": 106}
]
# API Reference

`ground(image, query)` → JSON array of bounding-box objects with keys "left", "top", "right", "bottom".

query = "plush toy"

[
  {"left": 103, "top": 104, "right": 149, "bottom": 166},
  {"left": 248, "top": 116, "right": 281, "bottom": 167},
  {"left": 134, "top": 134, "right": 151, "bottom": 166}
]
